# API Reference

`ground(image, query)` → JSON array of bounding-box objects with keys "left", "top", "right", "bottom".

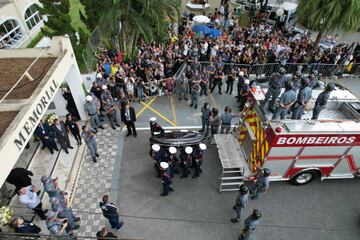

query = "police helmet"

[
  {"left": 326, "top": 82, "right": 336, "bottom": 92},
  {"left": 279, "top": 67, "right": 286, "bottom": 74},
  {"left": 244, "top": 79, "right": 250, "bottom": 85},
  {"left": 284, "top": 81, "right": 294, "bottom": 91},
  {"left": 239, "top": 184, "right": 249, "bottom": 194},
  {"left": 169, "top": 147, "right": 177, "bottom": 154},
  {"left": 160, "top": 162, "right": 169, "bottom": 169},
  {"left": 300, "top": 77, "right": 310, "bottom": 87},
  {"left": 185, "top": 146, "right": 193, "bottom": 154},
  {"left": 199, "top": 143, "right": 207, "bottom": 150},
  {"left": 152, "top": 144, "right": 160, "bottom": 152},
  {"left": 252, "top": 209, "right": 262, "bottom": 219},
  {"left": 150, "top": 117, "right": 157, "bottom": 122},
  {"left": 41, "top": 175, "right": 50, "bottom": 183},
  {"left": 263, "top": 168, "right": 271, "bottom": 176},
  {"left": 86, "top": 95, "right": 93, "bottom": 102}
]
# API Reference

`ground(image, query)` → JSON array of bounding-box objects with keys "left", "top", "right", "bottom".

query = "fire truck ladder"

[{"left": 214, "top": 134, "right": 246, "bottom": 192}]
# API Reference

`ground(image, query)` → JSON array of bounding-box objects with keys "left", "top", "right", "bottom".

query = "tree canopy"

[
  {"left": 38, "top": 0, "right": 88, "bottom": 62},
  {"left": 98, "top": 0, "right": 181, "bottom": 56},
  {"left": 296, "top": 0, "right": 360, "bottom": 47}
]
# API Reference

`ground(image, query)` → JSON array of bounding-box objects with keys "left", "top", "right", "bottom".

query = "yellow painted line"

[
  {"left": 169, "top": 95, "right": 177, "bottom": 125},
  {"left": 209, "top": 93, "right": 217, "bottom": 108},
  {"left": 136, "top": 96, "right": 158, "bottom": 118},
  {"left": 141, "top": 102, "right": 177, "bottom": 127}
]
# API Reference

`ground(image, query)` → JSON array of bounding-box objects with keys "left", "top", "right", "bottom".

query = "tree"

[
  {"left": 99, "top": 0, "right": 180, "bottom": 57},
  {"left": 37, "top": 0, "right": 88, "bottom": 62},
  {"left": 79, "top": 0, "right": 112, "bottom": 31},
  {"left": 37, "top": 0, "right": 76, "bottom": 42},
  {"left": 297, "top": 0, "right": 360, "bottom": 48}
]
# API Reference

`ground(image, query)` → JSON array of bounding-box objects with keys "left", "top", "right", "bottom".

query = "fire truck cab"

[{"left": 216, "top": 85, "right": 360, "bottom": 191}]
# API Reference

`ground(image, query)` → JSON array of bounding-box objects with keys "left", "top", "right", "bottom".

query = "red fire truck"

[{"left": 216, "top": 85, "right": 360, "bottom": 191}]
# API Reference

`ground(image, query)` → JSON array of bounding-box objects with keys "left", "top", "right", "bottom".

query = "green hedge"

[{"left": 27, "top": 32, "right": 45, "bottom": 48}]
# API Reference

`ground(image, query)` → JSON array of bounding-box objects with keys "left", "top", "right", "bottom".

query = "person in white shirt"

[{"left": 18, "top": 185, "right": 47, "bottom": 220}]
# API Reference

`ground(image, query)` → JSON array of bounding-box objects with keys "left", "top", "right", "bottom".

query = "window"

[
  {"left": 24, "top": 4, "right": 42, "bottom": 30},
  {"left": 0, "top": 19, "right": 25, "bottom": 49}
]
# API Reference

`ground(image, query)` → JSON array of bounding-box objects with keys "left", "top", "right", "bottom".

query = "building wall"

[
  {"left": 0, "top": 36, "right": 87, "bottom": 187},
  {"left": 0, "top": 0, "right": 43, "bottom": 48}
]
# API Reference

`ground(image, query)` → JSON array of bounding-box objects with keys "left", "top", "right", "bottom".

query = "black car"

[{"left": 149, "top": 130, "right": 206, "bottom": 147}]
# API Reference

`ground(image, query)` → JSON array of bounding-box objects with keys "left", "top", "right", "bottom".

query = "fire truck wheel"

[{"left": 289, "top": 170, "right": 319, "bottom": 185}]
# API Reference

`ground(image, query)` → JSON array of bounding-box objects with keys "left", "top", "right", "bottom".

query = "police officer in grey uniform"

[
  {"left": 292, "top": 71, "right": 302, "bottom": 93},
  {"left": 231, "top": 184, "right": 249, "bottom": 223},
  {"left": 45, "top": 211, "right": 71, "bottom": 238},
  {"left": 49, "top": 197, "right": 79, "bottom": 230},
  {"left": 81, "top": 125, "right": 99, "bottom": 163},
  {"left": 190, "top": 80, "right": 201, "bottom": 109},
  {"left": 312, "top": 82, "right": 335, "bottom": 120},
  {"left": 220, "top": 106, "right": 235, "bottom": 134},
  {"left": 178, "top": 73, "right": 189, "bottom": 101},
  {"left": 102, "top": 100, "right": 120, "bottom": 130},
  {"left": 200, "top": 102, "right": 211, "bottom": 134},
  {"left": 262, "top": 67, "right": 288, "bottom": 112},
  {"left": 84, "top": 95, "right": 104, "bottom": 131},
  {"left": 41, "top": 175, "right": 58, "bottom": 198},
  {"left": 239, "top": 209, "right": 262, "bottom": 240},
  {"left": 308, "top": 70, "right": 321, "bottom": 89},
  {"left": 250, "top": 167, "right": 270, "bottom": 200},
  {"left": 292, "top": 77, "right": 312, "bottom": 120},
  {"left": 272, "top": 81, "right": 297, "bottom": 120}
]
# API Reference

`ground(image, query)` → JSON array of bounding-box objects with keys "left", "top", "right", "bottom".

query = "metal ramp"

[{"left": 214, "top": 134, "right": 250, "bottom": 192}]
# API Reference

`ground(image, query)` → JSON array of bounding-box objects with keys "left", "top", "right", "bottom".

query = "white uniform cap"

[
  {"left": 86, "top": 95, "right": 93, "bottom": 101},
  {"left": 150, "top": 117, "right": 157, "bottom": 122},
  {"left": 239, "top": 71, "right": 244, "bottom": 76},
  {"left": 169, "top": 147, "right": 177, "bottom": 154},
  {"left": 160, "top": 162, "right": 169, "bottom": 169},
  {"left": 152, "top": 144, "right": 160, "bottom": 152},
  {"left": 185, "top": 146, "right": 193, "bottom": 154},
  {"left": 96, "top": 73, "right": 102, "bottom": 78},
  {"left": 102, "top": 85, "right": 107, "bottom": 90},
  {"left": 199, "top": 143, "right": 207, "bottom": 150},
  {"left": 244, "top": 79, "right": 250, "bottom": 85}
]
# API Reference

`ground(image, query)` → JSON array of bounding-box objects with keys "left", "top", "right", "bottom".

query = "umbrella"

[
  {"left": 192, "top": 24, "right": 210, "bottom": 35},
  {"left": 206, "top": 28, "right": 222, "bottom": 38},
  {"left": 193, "top": 15, "right": 211, "bottom": 24}
]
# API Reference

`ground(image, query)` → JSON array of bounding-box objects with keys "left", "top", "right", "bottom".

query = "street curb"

[{"left": 110, "top": 131, "right": 125, "bottom": 203}]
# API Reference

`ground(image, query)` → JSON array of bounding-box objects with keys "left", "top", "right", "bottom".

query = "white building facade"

[{"left": 0, "top": 0, "right": 43, "bottom": 49}]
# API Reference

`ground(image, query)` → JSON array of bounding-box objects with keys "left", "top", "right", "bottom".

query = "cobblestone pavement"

[{"left": 72, "top": 122, "right": 122, "bottom": 238}]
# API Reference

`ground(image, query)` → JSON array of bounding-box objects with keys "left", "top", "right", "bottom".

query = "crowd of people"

[
  {"left": 86, "top": 3, "right": 359, "bottom": 122},
  {"left": 2, "top": 1, "right": 360, "bottom": 239}
]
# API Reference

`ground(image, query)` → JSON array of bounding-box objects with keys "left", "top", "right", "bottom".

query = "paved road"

[{"left": 116, "top": 131, "right": 360, "bottom": 240}]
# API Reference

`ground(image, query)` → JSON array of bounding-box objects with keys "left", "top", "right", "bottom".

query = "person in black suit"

[
  {"left": 6, "top": 168, "right": 34, "bottom": 192},
  {"left": 120, "top": 102, "right": 137, "bottom": 137},
  {"left": 51, "top": 119, "right": 73, "bottom": 154},
  {"left": 11, "top": 217, "right": 41, "bottom": 236},
  {"left": 34, "top": 121, "right": 58, "bottom": 154}
]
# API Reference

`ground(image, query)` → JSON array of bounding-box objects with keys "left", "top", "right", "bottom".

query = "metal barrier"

[{"left": 196, "top": 62, "right": 360, "bottom": 78}]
